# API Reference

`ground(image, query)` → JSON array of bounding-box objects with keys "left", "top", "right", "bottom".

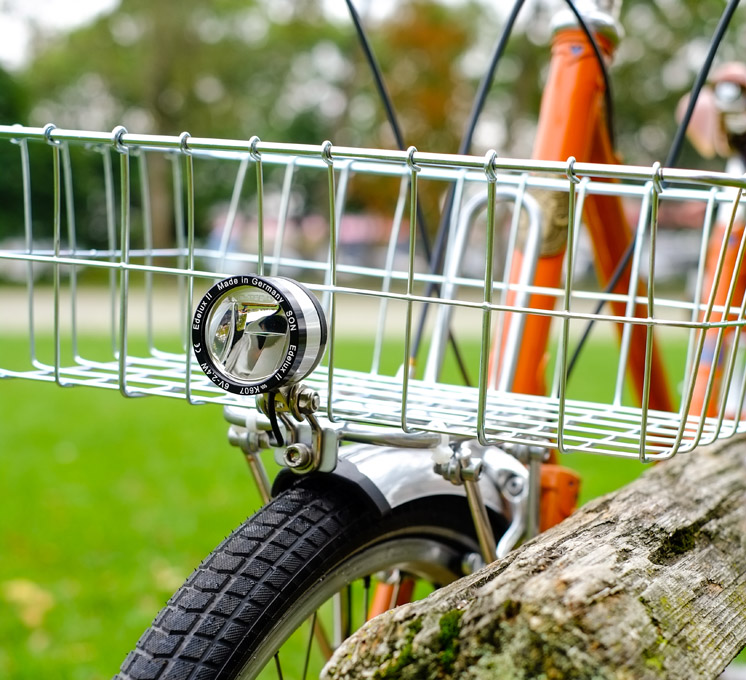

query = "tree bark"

[{"left": 323, "top": 437, "right": 746, "bottom": 679}]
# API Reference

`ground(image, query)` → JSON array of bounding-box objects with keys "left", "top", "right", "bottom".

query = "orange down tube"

[
  {"left": 493, "top": 27, "right": 672, "bottom": 413},
  {"left": 496, "top": 28, "right": 609, "bottom": 395},
  {"left": 690, "top": 222, "right": 746, "bottom": 417},
  {"left": 367, "top": 579, "right": 415, "bottom": 621},
  {"left": 585, "top": 121, "right": 673, "bottom": 412}
]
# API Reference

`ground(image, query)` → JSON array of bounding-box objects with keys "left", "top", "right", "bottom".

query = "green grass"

[
  {"left": 0, "top": 331, "right": 692, "bottom": 678},
  {"left": 0, "top": 376, "right": 261, "bottom": 679}
]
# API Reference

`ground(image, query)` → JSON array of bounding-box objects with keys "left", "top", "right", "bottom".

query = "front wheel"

[{"left": 115, "top": 476, "right": 504, "bottom": 680}]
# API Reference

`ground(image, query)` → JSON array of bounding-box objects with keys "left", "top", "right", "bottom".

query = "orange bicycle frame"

[
  {"left": 488, "top": 26, "right": 676, "bottom": 532},
  {"left": 690, "top": 214, "right": 746, "bottom": 418},
  {"left": 497, "top": 28, "right": 673, "bottom": 414}
]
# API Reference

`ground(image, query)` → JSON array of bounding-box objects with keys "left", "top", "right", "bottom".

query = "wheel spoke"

[
  {"left": 313, "top": 614, "right": 334, "bottom": 661},
  {"left": 390, "top": 578, "right": 401, "bottom": 610},
  {"left": 363, "top": 575, "right": 371, "bottom": 626},
  {"left": 332, "top": 589, "right": 350, "bottom": 648},
  {"left": 302, "top": 612, "right": 317, "bottom": 680},
  {"left": 273, "top": 653, "right": 284, "bottom": 680},
  {"left": 345, "top": 584, "right": 353, "bottom": 639}
]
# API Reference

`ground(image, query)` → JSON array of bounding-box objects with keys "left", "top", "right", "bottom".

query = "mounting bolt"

[
  {"left": 504, "top": 475, "right": 525, "bottom": 497},
  {"left": 283, "top": 443, "right": 313, "bottom": 471}
]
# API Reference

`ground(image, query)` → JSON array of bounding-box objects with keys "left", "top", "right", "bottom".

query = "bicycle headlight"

[{"left": 192, "top": 275, "right": 327, "bottom": 396}]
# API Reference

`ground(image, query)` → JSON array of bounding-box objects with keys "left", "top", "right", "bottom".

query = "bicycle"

[{"left": 1, "top": 1, "right": 745, "bottom": 679}]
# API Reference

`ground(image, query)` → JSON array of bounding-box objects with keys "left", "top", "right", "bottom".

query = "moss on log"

[{"left": 323, "top": 437, "right": 746, "bottom": 679}]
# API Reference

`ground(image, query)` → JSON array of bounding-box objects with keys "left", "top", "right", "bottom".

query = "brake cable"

[
  {"left": 408, "top": 0, "right": 528, "bottom": 380},
  {"left": 344, "top": 0, "right": 473, "bottom": 385},
  {"left": 566, "top": 0, "right": 741, "bottom": 380},
  {"left": 409, "top": 0, "right": 608, "bottom": 379}
]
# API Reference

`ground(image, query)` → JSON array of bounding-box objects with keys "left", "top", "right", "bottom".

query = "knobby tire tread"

[{"left": 114, "top": 479, "right": 374, "bottom": 680}]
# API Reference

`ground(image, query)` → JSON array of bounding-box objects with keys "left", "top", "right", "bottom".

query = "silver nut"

[
  {"left": 283, "top": 443, "right": 313, "bottom": 470},
  {"left": 296, "top": 388, "right": 320, "bottom": 415}
]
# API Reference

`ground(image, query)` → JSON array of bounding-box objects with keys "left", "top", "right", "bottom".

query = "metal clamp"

[{"left": 255, "top": 384, "right": 338, "bottom": 475}]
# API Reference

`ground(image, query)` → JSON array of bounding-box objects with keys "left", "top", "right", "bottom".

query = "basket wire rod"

[
  {"left": 698, "top": 188, "right": 746, "bottom": 444},
  {"left": 100, "top": 147, "right": 119, "bottom": 358},
  {"left": 401, "top": 147, "right": 421, "bottom": 433},
  {"left": 713, "top": 284, "right": 746, "bottom": 439},
  {"left": 422, "top": 173, "right": 473, "bottom": 383},
  {"left": 682, "top": 187, "right": 718, "bottom": 400},
  {"left": 321, "top": 160, "right": 351, "bottom": 315},
  {"left": 476, "top": 151, "right": 499, "bottom": 446},
  {"left": 424, "top": 185, "right": 540, "bottom": 384},
  {"left": 371, "top": 173, "right": 411, "bottom": 375},
  {"left": 679, "top": 184, "right": 746, "bottom": 454},
  {"left": 704, "top": 172, "right": 746, "bottom": 439},
  {"left": 7, "top": 126, "right": 746, "bottom": 189},
  {"left": 113, "top": 127, "right": 136, "bottom": 397},
  {"left": 7, "top": 239, "right": 743, "bottom": 331},
  {"left": 5, "top": 235, "right": 737, "bottom": 322},
  {"left": 249, "top": 137, "right": 265, "bottom": 276},
  {"left": 556, "top": 162, "right": 586, "bottom": 455},
  {"left": 497, "top": 186, "right": 544, "bottom": 394},
  {"left": 60, "top": 143, "right": 82, "bottom": 364},
  {"left": 181, "top": 133, "right": 201, "bottom": 405},
  {"left": 170, "top": 154, "right": 188, "bottom": 351},
  {"left": 722, "top": 167, "right": 746, "bottom": 430},
  {"left": 421, "top": 171, "right": 470, "bottom": 383},
  {"left": 637, "top": 165, "right": 663, "bottom": 463},
  {"left": 217, "top": 155, "right": 249, "bottom": 273},
  {"left": 270, "top": 158, "right": 297, "bottom": 277},
  {"left": 725, "top": 337, "right": 746, "bottom": 432},
  {"left": 138, "top": 152, "right": 156, "bottom": 354},
  {"left": 322, "top": 141, "right": 339, "bottom": 423},
  {"left": 45, "top": 133, "right": 65, "bottom": 386},
  {"left": 613, "top": 185, "right": 653, "bottom": 407},
  {"left": 15, "top": 137, "right": 42, "bottom": 369},
  {"left": 491, "top": 174, "right": 528, "bottom": 391}
]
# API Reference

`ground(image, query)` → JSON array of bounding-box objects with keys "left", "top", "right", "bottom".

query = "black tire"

[{"left": 114, "top": 475, "right": 504, "bottom": 680}]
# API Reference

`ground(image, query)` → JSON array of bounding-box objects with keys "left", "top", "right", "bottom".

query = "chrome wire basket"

[{"left": 1, "top": 124, "right": 746, "bottom": 460}]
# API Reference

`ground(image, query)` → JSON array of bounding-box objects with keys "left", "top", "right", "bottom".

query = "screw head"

[{"left": 283, "top": 443, "right": 312, "bottom": 470}]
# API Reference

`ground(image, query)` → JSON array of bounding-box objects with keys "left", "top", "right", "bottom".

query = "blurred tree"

[
  {"left": 610, "top": 0, "right": 746, "bottom": 170},
  {"left": 9, "top": 0, "right": 746, "bottom": 248},
  {"left": 0, "top": 66, "right": 30, "bottom": 243},
  {"left": 20, "top": 0, "right": 356, "bottom": 246}
]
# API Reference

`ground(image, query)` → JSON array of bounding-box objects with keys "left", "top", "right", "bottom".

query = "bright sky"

[
  {"left": 0, "top": 0, "right": 507, "bottom": 72},
  {"left": 0, "top": 0, "right": 392, "bottom": 71},
  {"left": 0, "top": 0, "right": 119, "bottom": 70}
]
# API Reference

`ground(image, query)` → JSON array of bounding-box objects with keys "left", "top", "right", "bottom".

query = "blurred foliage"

[
  {"left": 13, "top": 0, "right": 746, "bottom": 159},
  {"left": 0, "top": 66, "right": 30, "bottom": 247},
  {"left": 1, "top": 0, "right": 746, "bottom": 244}
]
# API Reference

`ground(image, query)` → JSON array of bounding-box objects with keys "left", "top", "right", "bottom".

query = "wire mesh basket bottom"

[
  {"left": 2, "top": 124, "right": 746, "bottom": 460},
  {"left": 3, "top": 352, "right": 743, "bottom": 461}
]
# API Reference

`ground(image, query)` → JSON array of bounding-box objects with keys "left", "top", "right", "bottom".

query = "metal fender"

[{"left": 273, "top": 443, "right": 529, "bottom": 557}]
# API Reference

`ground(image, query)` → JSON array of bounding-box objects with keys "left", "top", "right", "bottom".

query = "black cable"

[
  {"left": 566, "top": 0, "right": 741, "bottom": 380},
  {"left": 267, "top": 392, "right": 284, "bottom": 447},
  {"left": 458, "top": 0, "right": 529, "bottom": 157},
  {"left": 563, "top": 0, "right": 615, "bottom": 149},
  {"left": 665, "top": 0, "right": 741, "bottom": 170},
  {"left": 344, "top": 0, "right": 473, "bottom": 384},
  {"left": 411, "top": 0, "right": 616, "bottom": 373},
  {"left": 409, "top": 0, "right": 528, "bottom": 370},
  {"left": 343, "top": 0, "right": 432, "bottom": 262}
]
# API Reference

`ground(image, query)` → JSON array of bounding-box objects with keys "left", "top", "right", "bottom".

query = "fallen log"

[{"left": 323, "top": 437, "right": 746, "bottom": 680}]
